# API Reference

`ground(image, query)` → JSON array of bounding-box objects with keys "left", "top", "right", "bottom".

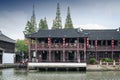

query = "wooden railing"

[
  {"left": 30, "top": 43, "right": 84, "bottom": 50},
  {"left": 87, "top": 46, "right": 120, "bottom": 51}
]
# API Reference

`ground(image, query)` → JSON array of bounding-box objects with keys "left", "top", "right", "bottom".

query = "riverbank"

[
  {"left": 0, "top": 63, "right": 19, "bottom": 69},
  {"left": 87, "top": 64, "right": 120, "bottom": 71},
  {"left": 0, "top": 63, "right": 120, "bottom": 71}
]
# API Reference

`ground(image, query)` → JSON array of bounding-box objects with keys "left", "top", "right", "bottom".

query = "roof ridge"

[{"left": 0, "top": 34, "right": 15, "bottom": 43}]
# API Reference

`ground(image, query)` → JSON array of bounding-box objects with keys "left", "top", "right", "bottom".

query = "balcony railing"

[
  {"left": 30, "top": 43, "right": 84, "bottom": 50},
  {"left": 87, "top": 46, "right": 120, "bottom": 51}
]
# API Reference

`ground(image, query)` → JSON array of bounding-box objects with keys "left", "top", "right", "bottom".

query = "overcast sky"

[{"left": 0, "top": 0, "right": 120, "bottom": 40}]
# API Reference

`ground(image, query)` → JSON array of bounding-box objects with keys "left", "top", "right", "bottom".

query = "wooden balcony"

[
  {"left": 87, "top": 46, "right": 120, "bottom": 51},
  {"left": 30, "top": 43, "right": 84, "bottom": 51}
]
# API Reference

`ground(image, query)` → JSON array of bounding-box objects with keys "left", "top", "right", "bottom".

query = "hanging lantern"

[
  {"left": 112, "top": 39, "right": 114, "bottom": 49},
  {"left": 48, "top": 38, "right": 51, "bottom": 46},
  {"left": 86, "top": 38, "right": 89, "bottom": 48},
  {"left": 95, "top": 40, "right": 97, "bottom": 48}
]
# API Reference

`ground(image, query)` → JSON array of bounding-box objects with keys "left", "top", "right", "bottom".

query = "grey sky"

[{"left": 0, "top": 0, "right": 120, "bottom": 40}]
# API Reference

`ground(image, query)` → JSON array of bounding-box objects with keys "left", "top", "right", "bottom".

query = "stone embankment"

[{"left": 87, "top": 64, "right": 120, "bottom": 71}]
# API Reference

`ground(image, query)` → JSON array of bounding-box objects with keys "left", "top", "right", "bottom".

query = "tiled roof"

[
  {"left": 83, "top": 29, "right": 120, "bottom": 40},
  {"left": 26, "top": 28, "right": 85, "bottom": 38},
  {"left": 25, "top": 28, "right": 120, "bottom": 40},
  {"left": 0, "top": 32, "right": 15, "bottom": 43},
  {"left": 0, "top": 47, "right": 4, "bottom": 51}
]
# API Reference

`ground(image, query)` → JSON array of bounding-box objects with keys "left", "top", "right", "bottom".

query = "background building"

[{"left": 0, "top": 31, "right": 15, "bottom": 64}]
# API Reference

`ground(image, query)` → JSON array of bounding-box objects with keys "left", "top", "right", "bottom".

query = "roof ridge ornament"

[
  {"left": 116, "top": 27, "right": 120, "bottom": 32},
  {"left": 77, "top": 27, "right": 83, "bottom": 33}
]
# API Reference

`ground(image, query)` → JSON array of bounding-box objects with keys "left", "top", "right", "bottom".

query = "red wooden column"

[
  {"left": 62, "top": 38, "right": 65, "bottom": 62},
  {"left": 84, "top": 37, "right": 86, "bottom": 62},
  {"left": 35, "top": 38, "right": 37, "bottom": 56},
  {"left": 111, "top": 39, "right": 114, "bottom": 60},
  {"left": 95, "top": 39, "right": 98, "bottom": 60},
  {"left": 48, "top": 37, "right": 51, "bottom": 62},
  {"left": 77, "top": 38, "right": 80, "bottom": 63}
]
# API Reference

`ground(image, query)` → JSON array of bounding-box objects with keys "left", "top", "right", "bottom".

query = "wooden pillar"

[
  {"left": 77, "top": 38, "right": 80, "bottom": 62},
  {"left": 48, "top": 37, "right": 51, "bottom": 62},
  {"left": 95, "top": 40, "right": 97, "bottom": 61},
  {"left": 48, "top": 51, "right": 51, "bottom": 62},
  {"left": 35, "top": 38, "right": 37, "bottom": 61},
  {"left": 111, "top": 39, "right": 114, "bottom": 60},
  {"left": 28, "top": 39, "right": 31, "bottom": 61},
  {"left": 66, "top": 52, "right": 68, "bottom": 62},
  {"left": 77, "top": 51, "right": 80, "bottom": 63},
  {"left": 106, "top": 40, "right": 108, "bottom": 46},
  {"left": 101, "top": 40, "right": 103, "bottom": 46},
  {"left": 84, "top": 37, "right": 86, "bottom": 62},
  {"left": 96, "top": 52, "right": 97, "bottom": 61},
  {"left": 74, "top": 51, "right": 77, "bottom": 62},
  {"left": 111, "top": 50, "right": 113, "bottom": 61},
  {"left": 91, "top": 40, "right": 93, "bottom": 46},
  {"left": 63, "top": 50, "right": 65, "bottom": 62},
  {"left": 118, "top": 40, "right": 119, "bottom": 46},
  {"left": 63, "top": 38, "right": 65, "bottom": 62}
]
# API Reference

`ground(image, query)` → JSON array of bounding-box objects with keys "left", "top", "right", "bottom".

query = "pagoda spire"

[
  {"left": 64, "top": 6, "right": 74, "bottom": 28},
  {"left": 30, "top": 4, "right": 37, "bottom": 31},
  {"left": 52, "top": 3, "right": 62, "bottom": 29}
]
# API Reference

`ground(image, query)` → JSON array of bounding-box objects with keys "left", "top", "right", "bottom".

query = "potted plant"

[{"left": 89, "top": 58, "right": 96, "bottom": 64}]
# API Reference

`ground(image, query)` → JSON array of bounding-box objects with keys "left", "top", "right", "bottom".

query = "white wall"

[{"left": 2, "top": 53, "right": 15, "bottom": 64}]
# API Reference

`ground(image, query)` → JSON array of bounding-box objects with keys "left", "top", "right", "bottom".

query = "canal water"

[{"left": 0, "top": 68, "right": 120, "bottom": 80}]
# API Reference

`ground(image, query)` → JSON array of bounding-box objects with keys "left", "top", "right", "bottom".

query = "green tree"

[
  {"left": 24, "top": 21, "right": 36, "bottom": 34},
  {"left": 39, "top": 17, "right": 48, "bottom": 30},
  {"left": 15, "top": 39, "right": 28, "bottom": 57},
  {"left": 52, "top": 3, "right": 62, "bottom": 29},
  {"left": 64, "top": 7, "right": 74, "bottom": 28}
]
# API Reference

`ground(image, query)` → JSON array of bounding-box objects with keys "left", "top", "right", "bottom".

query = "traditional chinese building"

[
  {"left": 0, "top": 31, "right": 15, "bottom": 64},
  {"left": 25, "top": 28, "right": 120, "bottom": 64}
]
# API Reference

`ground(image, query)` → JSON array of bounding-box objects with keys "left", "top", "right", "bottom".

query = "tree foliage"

[
  {"left": 24, "top": 21, "right": 36, "bottom": 34},
  {"left": 15, "top": 39, "right": 28, "bottom": 56},
  {"left": 39, "top": 17, "right": 48, "bottom": 30},
  {"left": 64, "top": 7, "right": 74, "bottom": 28}
]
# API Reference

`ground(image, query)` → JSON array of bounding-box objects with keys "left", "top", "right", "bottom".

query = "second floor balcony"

[
  {"left": 87, "top": 45, "right": 120, "bottom": 51},
  {"left": 30, "top": 43, "right": 84, "bottom": 51}
]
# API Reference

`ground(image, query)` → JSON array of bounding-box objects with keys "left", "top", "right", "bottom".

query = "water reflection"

[
  {"left": 0, "top": 69, "right": 120, "bottom": 80},
  {"left": 87, "top": 71, "right": 120, "bottom": 80}
]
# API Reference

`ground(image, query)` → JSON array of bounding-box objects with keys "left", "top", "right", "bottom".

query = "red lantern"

[
  {"left": 95, "top": 40, "right": 97, "bottom": 48},
  {"left": 48, "top": 38, "right": 51, "bottom": 46},
  {"left": 63, "top": 38, "right": 65, "bottom": 47},
  {"left": 112, "top": 39, "right": 114, "bottom": 49},
  {"left": 86, "top": 38, "right": 89, "bottom": 48}
]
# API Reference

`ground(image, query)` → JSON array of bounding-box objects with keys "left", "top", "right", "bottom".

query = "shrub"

[
  {"left": 89, "top": 58, "right": 96, "bottom": 64},
  {"left": 102, "top": 58, "right": 113, "bottom": 62}
]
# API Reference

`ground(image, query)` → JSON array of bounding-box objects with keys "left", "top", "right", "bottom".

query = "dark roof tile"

[
  {"left": 83, "top": 29, "right": 120, "bottom": 40},
  {"left": 0, "top": 34, "right": 15, "bottom": 43},
  {"left": 26, "top": 28, "right": 85, "bottom": 38}
]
